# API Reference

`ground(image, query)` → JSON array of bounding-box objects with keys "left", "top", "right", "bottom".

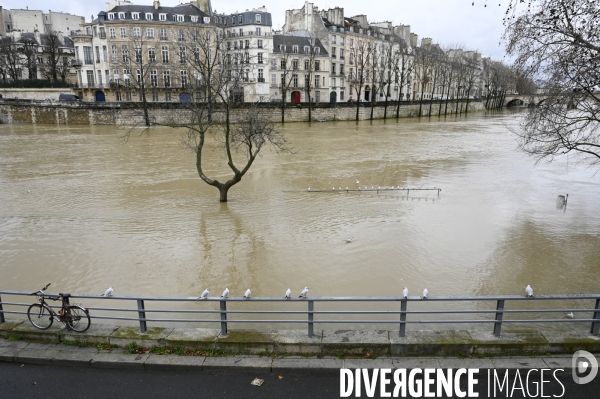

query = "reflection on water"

[{"left": 0, "top": 112, "right": 598, "bottom": 331}]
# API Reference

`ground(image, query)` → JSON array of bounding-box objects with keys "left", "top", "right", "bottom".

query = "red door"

[{"left": 291, "top": 91, "right": 301, "bottom": 104}]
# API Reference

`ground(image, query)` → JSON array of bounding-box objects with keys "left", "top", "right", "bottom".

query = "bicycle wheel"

[
  {"left": 27, "top": 304, "right": 54, "bottom": 330},
  {"left": 66, "top": 306, "right": 90, "bottom": 332}
]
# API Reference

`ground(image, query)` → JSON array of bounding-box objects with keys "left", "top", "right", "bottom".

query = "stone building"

[
  {"left": 214, "top": 6, "right": 274, "bottom": 102},
  {"left": 0, "top": 8, "right": 83, "bottom": 34},
  {"left": 283, "top": 1, "right": 416, "bottom": 103},
  {"left": 73, "top": 1, "right": 212, "bottom": 102},
  {"left": 270, "top": 33, "right": 329, "bottom": 103}
]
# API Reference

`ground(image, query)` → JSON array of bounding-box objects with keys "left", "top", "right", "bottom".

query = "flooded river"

[{"left": 0, "top": 111, "right": 598, "bottom": 330}]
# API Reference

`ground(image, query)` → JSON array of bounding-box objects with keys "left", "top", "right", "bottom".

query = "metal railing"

[{"left": 1, "top": 290, "right": 599, "bottom": 338}]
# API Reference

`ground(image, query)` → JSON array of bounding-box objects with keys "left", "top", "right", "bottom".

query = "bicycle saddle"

[{"left": 59, "top": 293, "right": 71, "bottom": 298}]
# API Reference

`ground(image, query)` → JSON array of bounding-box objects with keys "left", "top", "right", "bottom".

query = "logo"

[{"left": 572, "top": 350, "right": 598, "bottom": 385}]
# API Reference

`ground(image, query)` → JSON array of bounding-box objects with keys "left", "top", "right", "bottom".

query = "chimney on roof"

[{"left": 154, "top": 1, "right": 161, "bottom": 9}]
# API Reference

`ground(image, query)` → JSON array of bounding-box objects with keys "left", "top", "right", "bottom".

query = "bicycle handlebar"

[{"left": 31, "top": 283, "right": 52, "bottom": 297}]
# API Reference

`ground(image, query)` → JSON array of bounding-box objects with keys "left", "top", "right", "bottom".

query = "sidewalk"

[{"left": 2, "top": 338, "right": 596, "bottom": 374}]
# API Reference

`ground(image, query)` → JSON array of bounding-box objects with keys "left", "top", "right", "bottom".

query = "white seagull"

[
  {"left": 221, "top": 288, "right": 229, "bottom": 298},
  {"left": 402, "top": 287, "right": 409, "bottom": 299},
  {"left": 101, "top": 287, "right": 113, "bottom": 297},
  {"left": 422, "top": 288, "right": 428, "bottom": 299},
  {"left": 244, "top": 288, "right": 251, "bottom": 299},
  {"left": 345, "top": 238, "right": 353, "bottom": 243},
  {"left": 563, "top": 312, "right": 574, "bottom": 319},
  {"left": 356, "top": 179, "right": 360, "bottom": 184},
  {"left": 285, "top": 288, "right": 292, "bottom": 299},
  {"left": 308, "top": 187, "right": 311, "bottom": 191},
  {"left": 199, "top": 288, "right": 210, "bottom": 299},
  {"left": 299, "top": 287, "right": 309, "bottom": 298},
  {"left": 346, "top": 187, "right": 348, "bottom": 190},
  {"left": 525, "top": 285, "right": 534, "bottom": 298}
]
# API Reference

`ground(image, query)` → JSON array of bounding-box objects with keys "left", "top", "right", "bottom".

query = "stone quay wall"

[{"left": 0, "top": 100, "right": 486, "bottom": 126}]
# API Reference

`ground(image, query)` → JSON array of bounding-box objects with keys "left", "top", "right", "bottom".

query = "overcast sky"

[{"left": 3, "top": 0, "right": 510, "bottom": 59}]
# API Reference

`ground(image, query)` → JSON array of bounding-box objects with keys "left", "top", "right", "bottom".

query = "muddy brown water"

[{"left": 1, "top": 110, "right": 598, "bottom": 332}]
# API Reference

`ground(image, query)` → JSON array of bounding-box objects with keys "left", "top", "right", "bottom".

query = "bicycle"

[{"left": 27, "top": 283, "right": 91, "bottom": 332}]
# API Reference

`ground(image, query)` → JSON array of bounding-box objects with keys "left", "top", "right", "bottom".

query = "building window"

[
  {"left": 176, "top": 15, "right": 184, "bottom": 22},
  {"left": 120, "top": 27, "right": 126, "bottom": 38},
  {"left": 258, "top": 39, "right": 263, "bottom": 49},
  {"left": 159, "top": 14, "right": 166, "bottom": 21},
  {"left": 271, "top": 73, "right": 276, "bottom": 85},
  {"left": 340, "top": 48, "right": 344, "bottom": 59},
  {"left": 147, "top": 28, "right": 154, "bottom": 38},
  {"left": 126, "top": 91, "right": 132, "bottom": 101},
  {"left": 331, "top": 77, "right": 336, "bottom": 87},
  {"left": 178, "top": 30, "right": 185, "bottom": 41},
  {"left": 256, "top": 27, "right": 261, "bottom": 36},
  {"left": 315, "top": 91, "right": 320, "bottom": 102},
  {"left": 99, "top": 27, "right": 106, "bottom": 38},
  {"left": 180, "top": 70, "right": 188, "bottom": 87},
  {"left": 161, "top": 46, "right": 169, "bottom": 63},
  {"left": 136, "top": 69, "right": 142, "bottom": 84},
  {"left": 258, "top": 68, "right": 264, "bottom": 82},
  {"left": 116, "top": 92, "right": 122, "bottom": 101},
  {"left": 135, "top": 46, "right": 142, "bottom": 63},
  {"left": 121, "top": 45, "right": 129, "bottom": 62},
  {"left": 83, "top": 47, "right": 93, "bottom": 64},
  {"left": 124, "top": 69, "right": 131, "bottom": 85},
  {"left": 293, "top": 74, "right": 298, "bottom": 87},
  {"left": 109, "top": 28, "right": 116, "bottom": 39},
  {"left": 148, "top": 47, "right": 156, "bottom": 62},
  {"left": 315, "top": 47, "right": 320, "bottom": 54},
  {"left": 238, "top": 15, "right": 243, "bottom": 24},
  {"left": 191, "top": 16, "right": 198, "bottom": 23},
  {"left": 111, "top": 45, "right": 117, "bottom": 62},
  {"left": 315, "top": 75, "right": 320, "bottom": 88},
  {"left": 280, "top": 59, "right": 286, "bottom": 69},
  {"left": 179, "top": 47, "right": 186, "bottom": 63},
  {"left": 165, "top": 92, "right": 171, "bottom": 102},
  {"left": 105, "top": 70, "right": 110, "bottom": 85},
  {"left": 340, "top": 90, "right": 345, "bottom": 100},
  {"left": 255, "top": 14, "right": 261, "bottom": 24},
  {"left": 315, "top": 60, "right": 320, "bottom": 71},
  {"left": 239, "top": 28, "right": 243, "bottom": 37},
  {"left": 304, "top": 60, "right": 309, "bottom": 70},
  {"left": 257, "top": 53, "right": 263, "bottom": 64},
  {"left": 292, "top": 60, "right": 298, "bottom": 70},
  {"left": 150, "top": 70, "right": 157, "bottom": 87},
  {"left": 332, "top": 47, "right": 336, "bottom": 57},
  {"left": 160, "top": 29, "right": 167, "bottom": 40},
  {"left": 108, "top": 13, "right": 114, "bottom": 20},
  {"left": 95, "top": 46, "right": 101, "bottom": 63},
  {"left": 133, "top": 27, "right": 141, "bottom": 38},
  {"left": 332, "top": 35, "right": 336, "bottom": 44},
  {"left": 304, "top": 46, "right": 310, "bottom": 53},
  {"left": 152, "top": 91, "right": 159, "bottom": 101},
  {"left": 331, "top": 63, "right": 336, "bottom": 75},
  {"left": 340, "top": 37, "right": 344, "bottom": 45},
  {"left": 146, "top": 13, "right": 153, "bottom": 20},
  {"left": 86, "top": 70, "right": 94, "bottom": 86},
  {"left": 118, "top": 12, "right": 125, "bottom": 20},
  {"left": 292, "top": 45, "right": 298, "bottom": 54},
  {"left": 132, "top": 12, "right": 140, "bottom": 20},
  {"left": 163, "top": 70, "right": 170, "bottom": 87},
  {"left": 102, "top": 46, "right": 108, "bottom": 62}
]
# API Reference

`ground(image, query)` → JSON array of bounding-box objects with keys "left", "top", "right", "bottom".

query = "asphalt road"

[{"left": 1, "top": 362, "right": 599, "bottom": 399}]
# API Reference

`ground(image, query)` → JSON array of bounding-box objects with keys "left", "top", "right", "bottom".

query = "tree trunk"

[
  {"left": 465, "top": 89, "right": 471, "bottom": 113},
  {"left": 219, "top": 185, "right": 230, "bottom": 202},
  {"left": 418, "top": 90, "right": 424, "bottom": 117},
  {"left": 281, "top": 90, "right": 286, "bottom": 123}
]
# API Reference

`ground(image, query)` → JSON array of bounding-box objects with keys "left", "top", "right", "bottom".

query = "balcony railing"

[{"left": 257, "top": 78, "right": 265, "bottom": 83}]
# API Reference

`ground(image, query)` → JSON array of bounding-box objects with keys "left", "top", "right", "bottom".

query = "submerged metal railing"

[{"left": 1, "top": 290, "right": 599, "bottom": 338}]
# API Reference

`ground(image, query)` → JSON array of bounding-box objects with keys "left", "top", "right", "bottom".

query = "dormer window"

[
  {"left": 108, "top": 13, "right": 114, "bottom": 20},
  {"left": 231, "top": 17, "right": 235, "bottom": 25},
  {"left": 159, "top": 13, "right": 166, "bottom": 21},
  {"left": 304, "top": 46, "right": 310, "bottom": 53},
  {"left": 191, "top": 16, "right": 198, "bottom": 22},
  {"left": 145, "top": 13, "right": 153, "bottom": 20},
  {"left": 238, "top": 15, "right": 243, "bottom": 24},
  {"left": 292, "top": 45, "right": 298, "bottom": 54},
  {"left": 175, "top": 15, "right": 184, "bottom": 22},
  {"left": 255, "top": 14, "right": 261, "bottom": 24},
  {"left": 118, "top": 12, "right": 125, "bottom": 20},
  {"left": 315, "top": 47, "right": 320, "bottom": 54},
  {"left": 132, "top": 12, "right": 140, "bottom": 20}
]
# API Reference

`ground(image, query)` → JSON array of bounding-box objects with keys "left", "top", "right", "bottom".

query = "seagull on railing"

[
  {"left": 563, "top": 312, "right": 574, "bottom": 319},
  {"left": 221, "top": 288, "right": 229, "bottom": 298},
  {"left": 402, "top": 287, "right": 409, "bottom": 299},
  {"left": 299, "top": 287, "right": 309, "bottom": 298},
  {"left": 422, "top": 288, "right": 428, "bottom": 299},
  {"left": 285, "top": 288, "right": 292, "bottom": 299},
  {"left": 199, "top": 288, "right": 210, "bottom": 299},
  {"left": 101, "top": 287, "right": 113, "bottom": 297},
  {"left": 525, "top": 285, "right": 534, "bottom": 298},
  {"left": 308, "top": 187, "right": 311, "bottom": 191},
  {"left": 244, "top": 288, "right": 251, "bottom": 299},
  {"left": 356, "top": 179, "right": 360, "bottom": 184}
]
